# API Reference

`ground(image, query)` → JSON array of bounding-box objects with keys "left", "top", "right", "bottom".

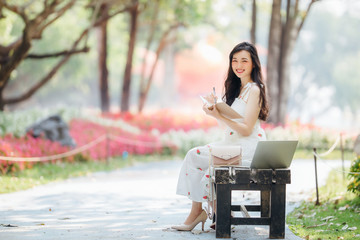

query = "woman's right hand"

[
  {"left": 203, "top": 93, "right": 217, "bottom": 105},
  {"left": 203, "top": 103, "right": 221, "bottom": 119}
]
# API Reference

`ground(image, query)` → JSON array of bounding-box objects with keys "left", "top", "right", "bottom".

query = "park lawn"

[
  {"left": 286, "top": 169, "right": 360, "bottom": 240},
  {"left": 0, "top": 154, "right": 173, "bottom": 194},
  {"left": 293, "top": 148, "right": 355, "bottom": 160}
]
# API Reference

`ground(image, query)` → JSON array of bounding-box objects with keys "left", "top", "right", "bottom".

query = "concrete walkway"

[{"left": 0, "top": 158, "right": 351, "bottom": 240}]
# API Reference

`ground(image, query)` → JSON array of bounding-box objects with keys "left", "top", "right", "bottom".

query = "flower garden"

[
  {"left": 0, "top": 109, "right": 219, "bottom": 174},
  {"left": 0, "top": 108, "right": 358, "bottom": 195}
]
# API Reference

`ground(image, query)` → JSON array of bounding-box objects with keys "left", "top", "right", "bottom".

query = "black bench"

[{"left": 214, "top": 167, "right": 291, "bottom": 239}]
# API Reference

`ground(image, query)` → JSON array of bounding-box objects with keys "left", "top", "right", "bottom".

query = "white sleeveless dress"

[{"left": 175, "top": 82, "right": 266, "bottom": 202}]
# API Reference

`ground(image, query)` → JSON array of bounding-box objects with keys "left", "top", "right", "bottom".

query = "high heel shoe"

[
  {"left": 210, "top": 211, "right": 235, "bottom": 230},
  {"left": 171, "top": 210, "right": 207, "bottom": 231}
]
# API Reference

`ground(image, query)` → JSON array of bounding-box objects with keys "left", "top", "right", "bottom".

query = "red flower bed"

[
  {"left": 0, "top": 134, "right": 71, "bottom": 174},
  {"left": 0, "top": 118, "right": 175, "bottom": 174},
  {"left": 0, "top": 111, "right": 217, "bottom": 174},
  {"left": 69, "top": 119, "right": 166, "bottom": 159},
  {"left": 101, "top": 110, "right": 217, "bottom": 133}
]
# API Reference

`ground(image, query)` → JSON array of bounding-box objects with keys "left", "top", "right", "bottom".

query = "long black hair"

[{"left": 222, "top": 42, "right": 269, "bottom": 121}]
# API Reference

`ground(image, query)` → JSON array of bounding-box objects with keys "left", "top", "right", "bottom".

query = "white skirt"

[{"left": 175, "top": 126, "right": 266, "bottom": 202}]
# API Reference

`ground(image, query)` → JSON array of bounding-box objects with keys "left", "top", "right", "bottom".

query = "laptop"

[{"left": 250, "top": 140, "right": 298, "bottom": 169}]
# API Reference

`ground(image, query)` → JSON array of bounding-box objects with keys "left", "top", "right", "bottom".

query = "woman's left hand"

[{"left": 203, "top": 104, "right": 221, "bottom": 119}]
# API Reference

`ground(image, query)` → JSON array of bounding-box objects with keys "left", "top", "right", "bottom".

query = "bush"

[{"left": 347, "top": 156, "right": 360, "bottom": 196}]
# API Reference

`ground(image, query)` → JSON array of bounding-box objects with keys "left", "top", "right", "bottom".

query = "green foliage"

[
  {"left": 1, "top": 1, "right": 102, "bottom": 109},
  {"left": 347, "top": 156, "right": 360, "bottom": 196},
  {"left": 0, "top": 8, "right": 23, "bottom": 45},
  {"left": 287, "top": 201, "right": 360, "bottom": 240},
  {"left": 287, "top": 170, "right": 360, "bottom": 240}
]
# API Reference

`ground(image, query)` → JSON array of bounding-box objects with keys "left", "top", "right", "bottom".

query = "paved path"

[{"left": 0, "top": 158, "right": 351, "bottom": 240}]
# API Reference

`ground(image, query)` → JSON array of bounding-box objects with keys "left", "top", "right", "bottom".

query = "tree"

[
  {"left": 137, "top": 0, "right": 184, "bottom": 113},
  {"left": 120, "top": 0, "right": 140, "bottom": 112},
  {"left": 266, "top": 0, "right": 319, "bottom": 124},
  {"left": 0, "top": 0, "right": 132, "bottom": 111},
  {"left": 137, "top": 0, "right": 160, "bottom": 113},
  {"left": 95, "top": 2, "right": 110, "bottom": 113},
  {"left": 91, "top": 0, "right": 140, "bottom": 113},
  {"left": 136, "top": 0, "right": 210, "bottom": 113},
  {"left": 250, "top": 0, "right": 257, "bottom": 44},
  {"left": 0, "top": 0, "right": 86, "bottom": 111}
]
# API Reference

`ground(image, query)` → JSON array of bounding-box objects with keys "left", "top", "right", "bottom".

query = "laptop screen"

[{"left": 250, "top": 140, "right": 298, "bottom": 169}]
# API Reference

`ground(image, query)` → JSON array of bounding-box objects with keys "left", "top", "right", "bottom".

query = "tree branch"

[
  {"left": 0, "top": 38, "right": 22, "bottom": 55},
  {"left": 1, "top": 0, "right": 133, "bottom": 105},
  {"left": 139, "top": 0, "right": 159, "bottom": 92},
  {"left": 0, "top": 1, "right": 74, "bottom": 54},
  {"left": 0, "top": 25, "right": 32, "bottom": 89},
  {"left": 37, "top": 0, "right": 76, "bottom": 37},
  {"left": 26, "top": 47, "right": 90, "bottom": 59},
  {"left": 138, "top": 22, "right": 182, "bottom": 112},
  {"left": 296, "top": 0, "right": 318, "bottom": 39},
  {"left": 92, "top": 4, "right": 134, "bottom": 27},
  {"left": 2, "top": 1, "right": 27, "bottom": 22},
  {"left": 30, "top": 0, "right": 76, "bottom": 39},
  {"left": 22, "top": 0, "right": 38, "bottom": 10},
  {"left": 3, "top": 28, "right": 90, "bottom": 105}
]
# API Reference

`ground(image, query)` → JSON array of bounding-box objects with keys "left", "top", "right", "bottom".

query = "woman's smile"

[{"left": 232, "top": 50, "right": 253, "bottom": 81}]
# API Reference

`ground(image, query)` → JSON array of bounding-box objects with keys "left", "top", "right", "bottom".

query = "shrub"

[{"left": 347, "top": 156, "right": 360, "bottom": 196}]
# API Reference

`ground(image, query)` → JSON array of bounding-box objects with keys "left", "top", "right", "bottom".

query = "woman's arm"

[{"left": 203, "top": 85, "right": 261, "bottom": 136}]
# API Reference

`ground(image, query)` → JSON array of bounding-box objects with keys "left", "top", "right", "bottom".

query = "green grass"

[
  {"left": 293, "top": 148, "right": 355, "bottom": 160},
  {"left": 0, "top": 154, "right": 175, "bottom": 194},
  {"left": 286, "top": 169, "right": 360, "bottom": 240}
]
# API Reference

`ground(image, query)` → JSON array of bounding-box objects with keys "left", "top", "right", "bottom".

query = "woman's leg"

[
  {"left": 174, "top": 146, "right": 210, "bottom": 226},
  {"left": 184, "top": 201, "right": 203, "bottom": 225}
]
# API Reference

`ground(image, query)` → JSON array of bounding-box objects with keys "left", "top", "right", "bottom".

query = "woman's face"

[{"left": 231, "top": 50, "right": 253, "bottom": 80}]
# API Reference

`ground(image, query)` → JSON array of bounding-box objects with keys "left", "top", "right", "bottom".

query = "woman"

[{"left": 171, "top": 42, "right": 269, "bottom": 231}]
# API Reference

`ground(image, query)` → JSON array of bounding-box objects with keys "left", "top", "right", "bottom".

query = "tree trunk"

[
  {"left": 250, "top": 0, "right": 257, "bottom": 44},
  {"left": 138, "top": 0, "right": 159, "bottom": 112},
  {"left": 138, "top": 40, "right": 164, "bottom": 113},
  {"left": 0, "top": 87, "right": 5, "bottom": 111},
  {"left": 97, "top": 3, "right": 110, "bottom": 113},
  {"left": 0, "top": 33, "right": 32, "bottom": 110},
  {"left": 121, "top": 1, "right": 139, "bottom": 112},
  {"left": 266, "top": 0, "right": 317, "bottom": 124},
  {"left": 278, "top": 1, "right": 297, "bottom": 124},
  {"left": 266, "top": 0, "right": 282, "bottom": 124},
  {"left": 138, "top": 23, "right": 181, "bottom": 113}
]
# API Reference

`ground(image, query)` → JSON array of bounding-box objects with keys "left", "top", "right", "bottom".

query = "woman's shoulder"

[
  {"left": 239, "top": 83, "right": 260, "bottom": 103},
  {"left": 248, "top": 83, "right": 260, "bottom": 96}
]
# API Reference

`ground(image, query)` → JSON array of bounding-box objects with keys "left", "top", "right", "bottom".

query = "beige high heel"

[{"left": 171, "top": 210, "right": 207, "bottom": 231}]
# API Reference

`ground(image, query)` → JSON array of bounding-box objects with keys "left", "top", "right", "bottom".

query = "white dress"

[{"left": 175, "top": 82, "right": 266, "bottom": 202}]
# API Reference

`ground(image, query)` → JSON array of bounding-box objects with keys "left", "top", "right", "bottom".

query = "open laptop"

[{"left": 250, "top": 140, "right": 298, "bottom": 169}]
